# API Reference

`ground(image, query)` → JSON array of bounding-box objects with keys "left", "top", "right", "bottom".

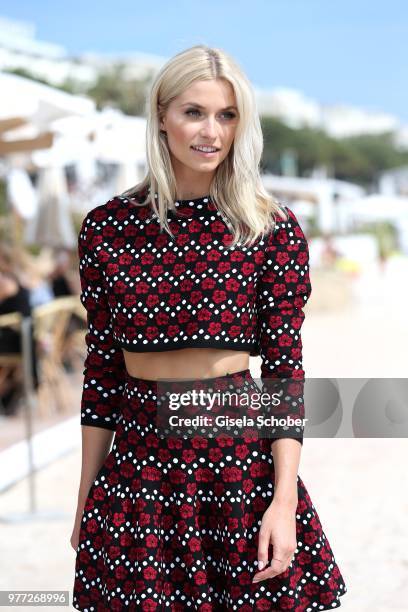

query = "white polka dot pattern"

[
  {"left": 77, "top": 187, "right": 311, "bottom": 443},
  {"left": 73, "top": 370, "right": 347, "bottom": 611}
]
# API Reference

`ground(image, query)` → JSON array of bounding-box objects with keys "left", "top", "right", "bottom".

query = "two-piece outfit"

[{"left": 72, "top": 186, "right": 347, "bottom": 611}]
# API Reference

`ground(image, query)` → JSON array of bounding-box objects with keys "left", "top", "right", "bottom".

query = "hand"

[
  {"left": 252, "top": 498, "right": 297, "bottom": 583},
  {"left": 70, "top": 521, "right": 81, "bottom": 552},
  {"left": 70, "top": 501, "right": 86, "bottom": 552}
]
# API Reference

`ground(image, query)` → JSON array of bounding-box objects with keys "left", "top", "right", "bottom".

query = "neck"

[
  {"left": 176, "top": 190, "right": 211, "bottom": 200},
  {"left": 171, "top": 156, "right": 214, "bottom": 200}
]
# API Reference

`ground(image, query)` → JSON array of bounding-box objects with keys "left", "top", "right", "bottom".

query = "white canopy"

[
  {"left": 342, "top": 194, "right": 408, "bottom": 221},
  {"left": 30, "top": 108, "right": 147, "bottom": 170},
  {"left": 0, "top": 71, "right": 95, "bottom": 130}
]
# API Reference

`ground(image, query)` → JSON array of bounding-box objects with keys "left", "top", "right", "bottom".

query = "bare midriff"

[{"left": 122, "top": 347, "right": 250, "bottom": 381}]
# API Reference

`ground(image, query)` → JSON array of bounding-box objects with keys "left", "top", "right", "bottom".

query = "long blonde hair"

[{"left": 122, "top": 44, "right": 287, "bottom": 248}]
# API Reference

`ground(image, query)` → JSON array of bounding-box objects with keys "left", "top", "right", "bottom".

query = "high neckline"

[
  {"left": 173, "top": 194, "right": 211, "bottom": 209},
  {"left": 149, "top": 189, "right": 216, "bottom": 218}
]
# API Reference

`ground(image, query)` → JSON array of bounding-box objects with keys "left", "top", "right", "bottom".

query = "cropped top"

[{"left": 77, "top": 188, "right": 312, "bottom": 442}]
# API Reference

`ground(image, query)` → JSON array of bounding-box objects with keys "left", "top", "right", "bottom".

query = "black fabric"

[{"left": 0, "top": 282, "right": 39, "bottom": 389}]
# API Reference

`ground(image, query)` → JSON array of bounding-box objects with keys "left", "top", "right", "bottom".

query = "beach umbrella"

[
  {"left": 6, "top": 166, "right": 38, "bottom": 220},
  {"left": 0, "top": 71, "right": 95, "bottom": 129},
  {"left": 24, "top": 165, "right": 76, "bottom": 250}
]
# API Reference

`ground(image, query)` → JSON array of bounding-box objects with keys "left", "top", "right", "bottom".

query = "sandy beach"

[{"left": 1, "top": 256, "right": 408, "bottom": 611}]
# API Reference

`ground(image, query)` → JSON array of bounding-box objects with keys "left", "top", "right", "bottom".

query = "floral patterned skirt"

[{"left": 73, "top": 368, "right": 347, "bottom": 611}]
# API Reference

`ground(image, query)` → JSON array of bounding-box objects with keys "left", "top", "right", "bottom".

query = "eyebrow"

[{"left": 180, "top": 102, "right": 238, "bottom": 111}]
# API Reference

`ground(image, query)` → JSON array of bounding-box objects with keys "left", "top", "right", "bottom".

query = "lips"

[{"left": 191, "top": 145, "right": 220, "bottom": 152}]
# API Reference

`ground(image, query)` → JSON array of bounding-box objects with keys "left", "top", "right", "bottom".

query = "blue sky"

[{"left": 1, "top": 0, "right": 407, "bottom": 122}]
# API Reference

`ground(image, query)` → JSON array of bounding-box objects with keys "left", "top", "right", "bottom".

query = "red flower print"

[
  {"left": 168, "top": 469, "right": 186, "bottom": 484},
  {"left": 74, "top": 200, "right": 345, "bottom": 611},
  {"left": 194, "top": 570, "right": 207, "bottom": 585},
  {"left": 145, "top": 326, "right": 159, "bottom": 340},
  {"left": 142, "top": 466, "right": 161, "bottom": 481},
  {"left": 195, "top": 468, "right": 215, "bottom": 482},
  {"left": 179, "top": 503, "right": 193, "bottom": 519},
  {"left": 229, "top": 325, "right": 242, "bottom": 338},
  {"left": 112, "top": 512, "right": 125, "bottom": 527},
  {"left": 279, "top": 595, "right": 296, "bottom": 609},
  {"left": 225, "top": 278, "right": 240, "bottom": 292},
  {"left": 119, "top": 462, "right": 135, "bottom": 478},
  {"left": 208, "top": 322, "right": 222, "bottom": 335},
  {"left": 85, "top": 518, "right": 98, "bottom": 534},
  {"left": 109, "top": 545, "right": 121, "bottom": 559},
  {"left": 212, "top": 289, "right": 227, "bottom": 303}
]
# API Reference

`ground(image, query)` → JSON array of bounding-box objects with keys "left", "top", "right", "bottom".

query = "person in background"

[
  {"left": 49, "top": 248, "right": 78, "bottom": 298},
  {"left": 321, "top": 232, "right": 341, "bottom": 268},
  {"left": 47, "top": 247, "right": 86, "bottom": 371},
  {"left": 0, "top": 264, "right": 39, "bottom": 415}
]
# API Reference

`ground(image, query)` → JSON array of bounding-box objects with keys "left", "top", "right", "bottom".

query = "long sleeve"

[
  {"left": 256, "top": 205, "right": 312, "bottom": 445},
  {"left": 78, "top": 212, "right": 127, "bottom": 430}
]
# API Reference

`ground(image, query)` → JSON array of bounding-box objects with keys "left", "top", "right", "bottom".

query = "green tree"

[
  {"left": 260, "top": 116, "right": 408, "bottom": 187},
  {"left": 84, "top": 64, "right": 151, "bottom": 116}
]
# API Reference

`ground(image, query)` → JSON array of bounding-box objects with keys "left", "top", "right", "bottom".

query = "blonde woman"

[{"left": 71, "top": 45, "right": 347, "bottom": 611}]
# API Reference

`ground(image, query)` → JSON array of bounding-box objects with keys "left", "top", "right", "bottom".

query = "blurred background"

[{"left": 0, "top": 2, "right": 407, "bottom": 610}]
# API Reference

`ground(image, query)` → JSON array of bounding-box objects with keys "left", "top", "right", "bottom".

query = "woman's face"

[{"left": 159, "top": 78, "right": 239, "bottom": 183}]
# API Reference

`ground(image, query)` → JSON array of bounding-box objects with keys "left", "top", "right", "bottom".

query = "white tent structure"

[
  {"left": 91, "top": 108, "right": 146, "bottom": 164},
  {"left": 30, "top": 109, "right": 146, "bottom": 166},
  {"left": 289, "top": 199, "right": 315, "bottom": 218},
  {"left": 341, "top": 194, "right": 408, "bottom": 221},
  {"left": 6, "top": 166, "right": 38, "bottom": 220},
  {"left": 0, "top": 71, "right": 147, "bottom": 231},
  {"left": 0, "top": 71, "right": 95, "bottom": 132},
  {"left": 0, "top": 70, "right": 97, "bottom": 224},
  {"left": 24, "top": 165, "right": 77, "bottom": 249},
  {"left": 31, "top": 108, "right": 147, "bottom": 197},
  {"left": 340, "top": 194, "right": 408, "bottom": 254}
]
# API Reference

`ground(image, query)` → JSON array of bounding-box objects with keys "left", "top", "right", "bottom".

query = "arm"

[
  {"left": 78, "top": 211, "right": 127, "bottom": 431},
  {"left": 71, "top": 211, "right": 128, "bottom": 549},
  {"left": 256, "top": 204, "right": 312, "bottom": 450},
  {"left": 270, "top": 438, "right": 300, "bottom": 504},
  {"left": 253, "top": 206, "right": 312, "bottom": 583},
  {"left": 76, "top": 210, "right": 128, "bottom": 475},
  {"left": 71, "top": 426, "right": 114, "bottom": 550},
  {"left": 75, "top": 425, "right": 114, "bottom": 509}
]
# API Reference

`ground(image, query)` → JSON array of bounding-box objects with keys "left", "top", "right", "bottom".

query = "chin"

[
  {"left": 185, "top": 161, "right": 219, "bottom": 172},
  {"left": 190, "top": 156, "right": 220, "bottom": 166}
]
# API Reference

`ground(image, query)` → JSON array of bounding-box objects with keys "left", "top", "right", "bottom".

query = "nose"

[{"left": 200, "top": 115, "right": 218, "bottom": 138}]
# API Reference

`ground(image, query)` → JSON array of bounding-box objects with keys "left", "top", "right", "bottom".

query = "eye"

[
  {"left": 185, "top": 109, "right": 237, "bottom": 120},
  {"left": 185, "top": 109, "right": 201, "bottom": 117}
]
